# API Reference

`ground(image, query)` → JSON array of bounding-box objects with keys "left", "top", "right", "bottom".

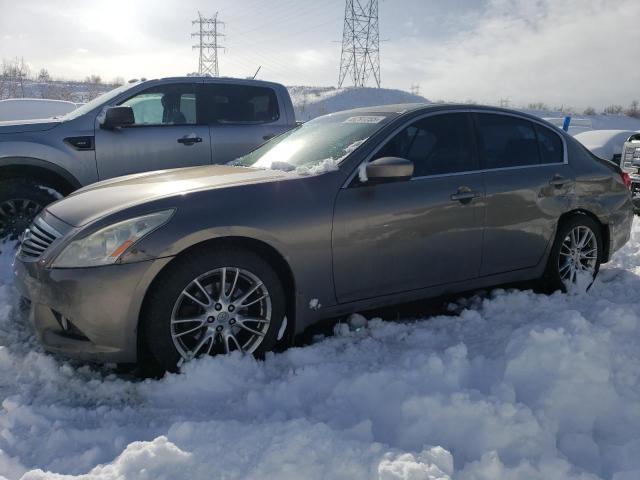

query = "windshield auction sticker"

[{"left": 343, "top": 116, "right": 386, "bottom": 124}]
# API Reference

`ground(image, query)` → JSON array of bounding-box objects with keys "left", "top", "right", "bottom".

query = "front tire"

[
  {"left": 0, "top": 178, "right": 61, "bottom": 242},
  {"left": 544, "top": 215, "right": 603, "bottom": 292},
  {"left": 141, "top": 247, "right": 285, "bottom": 372}
]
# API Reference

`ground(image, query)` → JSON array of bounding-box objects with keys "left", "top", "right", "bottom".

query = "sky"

[{"left": 0, "top": 0, "right": 638, "bottom": 110}]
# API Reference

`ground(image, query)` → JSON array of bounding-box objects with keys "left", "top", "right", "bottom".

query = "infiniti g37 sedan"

[{"left": 13, "top": 104, "right": 633, "bottom": 371}]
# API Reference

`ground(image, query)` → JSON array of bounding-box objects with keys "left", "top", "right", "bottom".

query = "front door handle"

[
  {"left": 177, "top": 136, "right": 203, "bottom": 145},
  {"left": 549, "top": 174, "right": 571, "bottom": 187},
  {"left": 451, "top": 188, "right": 480, "bottom": 203}
]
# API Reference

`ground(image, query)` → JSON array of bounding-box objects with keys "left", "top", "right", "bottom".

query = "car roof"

[
  {"left": 147, "top": 76, "right": 285, "bottom": 89},
  {"left": 330, "top": 103, "right": 564, "bottom": 131}
]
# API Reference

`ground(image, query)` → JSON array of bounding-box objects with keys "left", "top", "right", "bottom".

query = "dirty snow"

[{"left": 2, "top": 219, "right": 640, "bottom": 479}]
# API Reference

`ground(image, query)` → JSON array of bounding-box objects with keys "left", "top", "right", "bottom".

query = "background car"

[
  {"left": 0, "top": 76, "right": 296, "bottom": 241},
  {"left": 14, "top": 104, "right": 633, "bottom": 372},
  {"left": 574, "top": 129, "right": 639, "bottom": 165},
  {"left": 620, "top": 133, "right": 640, "bottom": 211}
]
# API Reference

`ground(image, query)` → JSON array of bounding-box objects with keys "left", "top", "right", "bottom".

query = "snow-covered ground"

[{"left": 2, "top": 217, "right": 640, "bottom": 479}]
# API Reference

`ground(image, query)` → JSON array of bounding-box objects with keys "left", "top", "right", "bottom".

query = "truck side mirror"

[{"left": 100, "top": 106, "right": 135, "bottom": 130}]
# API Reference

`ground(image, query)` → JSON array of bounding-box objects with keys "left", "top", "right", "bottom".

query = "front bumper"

[{"left": 13, "top": 255, "right": 172, "bottom": 363}]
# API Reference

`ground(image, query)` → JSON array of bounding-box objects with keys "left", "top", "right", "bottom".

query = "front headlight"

[{"left": 52, "top": 210, "right": 174, "bottom": 268}]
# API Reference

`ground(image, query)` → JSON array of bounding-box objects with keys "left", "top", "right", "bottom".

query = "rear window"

[
  {"left": 535, "top": 124, "right": 564, "bottom": 164},
  {"left": 206, "top": 84, "right": 279, "bottom": 124},
  {"left": 475, "top": 113, "right": 539, "bottom": 169}
]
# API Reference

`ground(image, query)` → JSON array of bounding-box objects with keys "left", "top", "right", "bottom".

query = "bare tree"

[
  {"left": 528, "top": 102, "right": 549, "bottom": 111},
  {"left": 84, "top": 74, "right": 103, "bottom": 100},
  {"left": 625, "top": 100, "right": 640, "bottom": 119},
  {"left": 35, "top": 68, "right": 52, "bottom": 98},
  {"left": 583, "top": 106, "right": 596, "bottom": 116},
  {"left": 603, "top": 104, "right": 624, "bottom": 115}
]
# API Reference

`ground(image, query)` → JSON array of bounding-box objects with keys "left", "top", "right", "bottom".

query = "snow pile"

[
  {"left": 2, "top": 223, "right": 640, "bottom": 479},
  {"left": 289, "top": 86, "right": 429, "bottom": 121}
]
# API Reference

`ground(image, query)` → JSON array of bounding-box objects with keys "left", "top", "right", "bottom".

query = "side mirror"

[
  {"left": 100, "top": 106, "right": 135, "bottom": 129},
  {"left": 365, "top": 157, "right": 414, "bottom": 181}
]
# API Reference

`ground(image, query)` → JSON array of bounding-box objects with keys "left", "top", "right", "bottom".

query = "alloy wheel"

[
  {"left": 557, "top": 225, "right": 598, "bottom": 289},
  {"left": 0, "top": 198, "right": 42, "bottom": 241},
  {"left": 170, "top": 267, "right": 272, "bottom": 361}
]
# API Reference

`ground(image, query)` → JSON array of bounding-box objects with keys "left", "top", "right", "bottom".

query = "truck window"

[
  {"left": 120, "top": 85, "right": 197, "bottom": 126},
  {"left": 206, "top": 84, "right": 280, "bottom": 124}
]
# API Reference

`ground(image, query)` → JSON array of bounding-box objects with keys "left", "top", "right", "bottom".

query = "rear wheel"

[
  {"left": 544, "top": 215, "right": 603, "bottom": 292},
  {"left": 0, "top": 178, "right": 61, "bottom": 242},
  {"left": 142, "top": 247, "right": 285, "bottom": 372}
]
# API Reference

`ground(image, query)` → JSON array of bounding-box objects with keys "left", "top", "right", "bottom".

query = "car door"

[
  {"left": 203, "top": 82, "right": 291, "bottom": 164},
  {"left": 332, "top": 112, "right": 486, "bottom": 303},
  {"left": 94, "top": 82, "right": 212, "bottom": 179},
  {"left": 474, "top": 112, "right": 573, "bottom": 275}
]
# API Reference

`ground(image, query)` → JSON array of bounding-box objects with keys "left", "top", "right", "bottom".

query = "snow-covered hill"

[
  {"left": 2, "top": 220, "right": 640, "bottom": 479},
  {"left": 288, "top": 86, "right": 429, "bottom": 121}
]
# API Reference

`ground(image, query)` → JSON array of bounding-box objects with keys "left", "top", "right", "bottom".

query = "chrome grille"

[{"left": 20, "top": 217, "right": 61, "bottom": 259}]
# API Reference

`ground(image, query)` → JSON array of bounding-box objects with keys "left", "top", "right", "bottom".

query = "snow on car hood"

[
  {"left": 0, "top": 117, "right": 60, "bottom": 134},
  {"left": 46, "top": 165, "right": 289, "bottom": 227}
]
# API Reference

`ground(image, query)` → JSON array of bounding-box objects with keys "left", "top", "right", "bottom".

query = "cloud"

[
  {"left": 295, "top": 49, "right": 331, "bottom": 69},
  {"left": 385, "top": 0, "right": 640, "bottom": 109}
]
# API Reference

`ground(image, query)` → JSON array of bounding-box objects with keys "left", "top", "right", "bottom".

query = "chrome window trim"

[{"left": 342, "top": 108, "right": 569, "bottom": 188}]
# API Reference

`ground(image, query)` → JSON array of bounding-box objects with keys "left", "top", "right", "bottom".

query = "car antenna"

[{"left": 252, "top": 66, "right": 261, "bottom": 80}]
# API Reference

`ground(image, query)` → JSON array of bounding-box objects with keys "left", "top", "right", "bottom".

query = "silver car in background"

[{"left": 13, "top": 104, "right": 633, "bottom": 372}]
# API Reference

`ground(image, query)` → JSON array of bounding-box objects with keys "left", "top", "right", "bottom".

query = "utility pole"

[
  {"left": 410, "top": 83, "right": 420, "bottom": 96},
  {"left": 338, "top": 0, "right": 381, "bottom": 88},
  {"left": 192, "top": 12, "right": 225, "bottom": 77}
]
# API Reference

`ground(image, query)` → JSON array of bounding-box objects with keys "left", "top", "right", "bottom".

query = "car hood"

[
  {"left": 0, "top": 117, "right": 61, "bottom": 134},
  {"left": 47, "top": 165, "right": 290, "bottom": 227}
]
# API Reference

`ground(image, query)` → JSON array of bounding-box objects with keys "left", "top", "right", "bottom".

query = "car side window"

[
  {"left": 535, "top": 124, "right": 564, "bottom": 164},
  {"left": 375, "top": 113, "right": 477, "bottom": 177},
  {"left": 205, "top": 84, "right": 280, "bottom": 124},
  {"left": 475, "top": 113, "right": 540, "bottom": 169},
  {"left": 119, "top": 85, "right": 197, "bottom": 126}
]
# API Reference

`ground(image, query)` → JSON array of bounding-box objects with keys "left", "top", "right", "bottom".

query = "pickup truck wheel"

[
  {"left": 544, "top": 215, "right": 603, "bottom": 293},
  {"left": 0, "top": 179, "right": 61, "bottom": 242},
  {"left": 142, "top": 247, "right": 285, "bottom": 373}
]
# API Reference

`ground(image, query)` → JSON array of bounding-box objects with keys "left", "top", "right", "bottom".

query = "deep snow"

[{"left": 1, "top": 221, "right": 640, "bottom": 480}]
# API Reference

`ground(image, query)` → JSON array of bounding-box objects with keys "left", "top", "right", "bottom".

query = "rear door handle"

[
  {"left": 263, "top": 134, "right": 276, "bottom": 141},
  {"left": 450, "top": 189, "right": 480, "bottom": 203},
  {"left": 177, "top": 136, "right": 202, "bottom": 145},
  {"left": 549, "top": 175, "right": 571, "bottom": 187}
]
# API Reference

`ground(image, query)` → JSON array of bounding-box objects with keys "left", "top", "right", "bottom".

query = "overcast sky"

[{"left": 1, "top": 0, "right": 638, "bottom": 109}]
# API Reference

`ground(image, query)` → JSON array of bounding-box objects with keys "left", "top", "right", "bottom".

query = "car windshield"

[
  {"left": 60, "top": 82, "right": 141, "bottom": 120},
  {"left": 234, "top": 111, "right": 396, "bottom": 172}
]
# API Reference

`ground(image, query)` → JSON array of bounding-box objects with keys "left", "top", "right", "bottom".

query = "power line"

[
  {"left": 338, "top": 0, "right": 381, "bottom": 88},
  {"left": 192, "top": 12, "right": 225, "bottom": 77}
]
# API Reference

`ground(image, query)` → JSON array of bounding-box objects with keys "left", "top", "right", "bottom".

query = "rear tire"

[
  {"left": 0, "top": 178, "right": 61, "bottom": 242},
  {"left": 543, "top": 215, "right": 603, "bottom": 293},
  {"left": 141, "top": 247, "right": 285, "bottom": 373}
]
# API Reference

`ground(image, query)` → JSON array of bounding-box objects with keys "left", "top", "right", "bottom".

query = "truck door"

[
  {"left": 203, "top": 82, "right": 291, "bottom": 164},
  {"left": 94, "top": 82, "right": 212, "bottom": 179}
]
